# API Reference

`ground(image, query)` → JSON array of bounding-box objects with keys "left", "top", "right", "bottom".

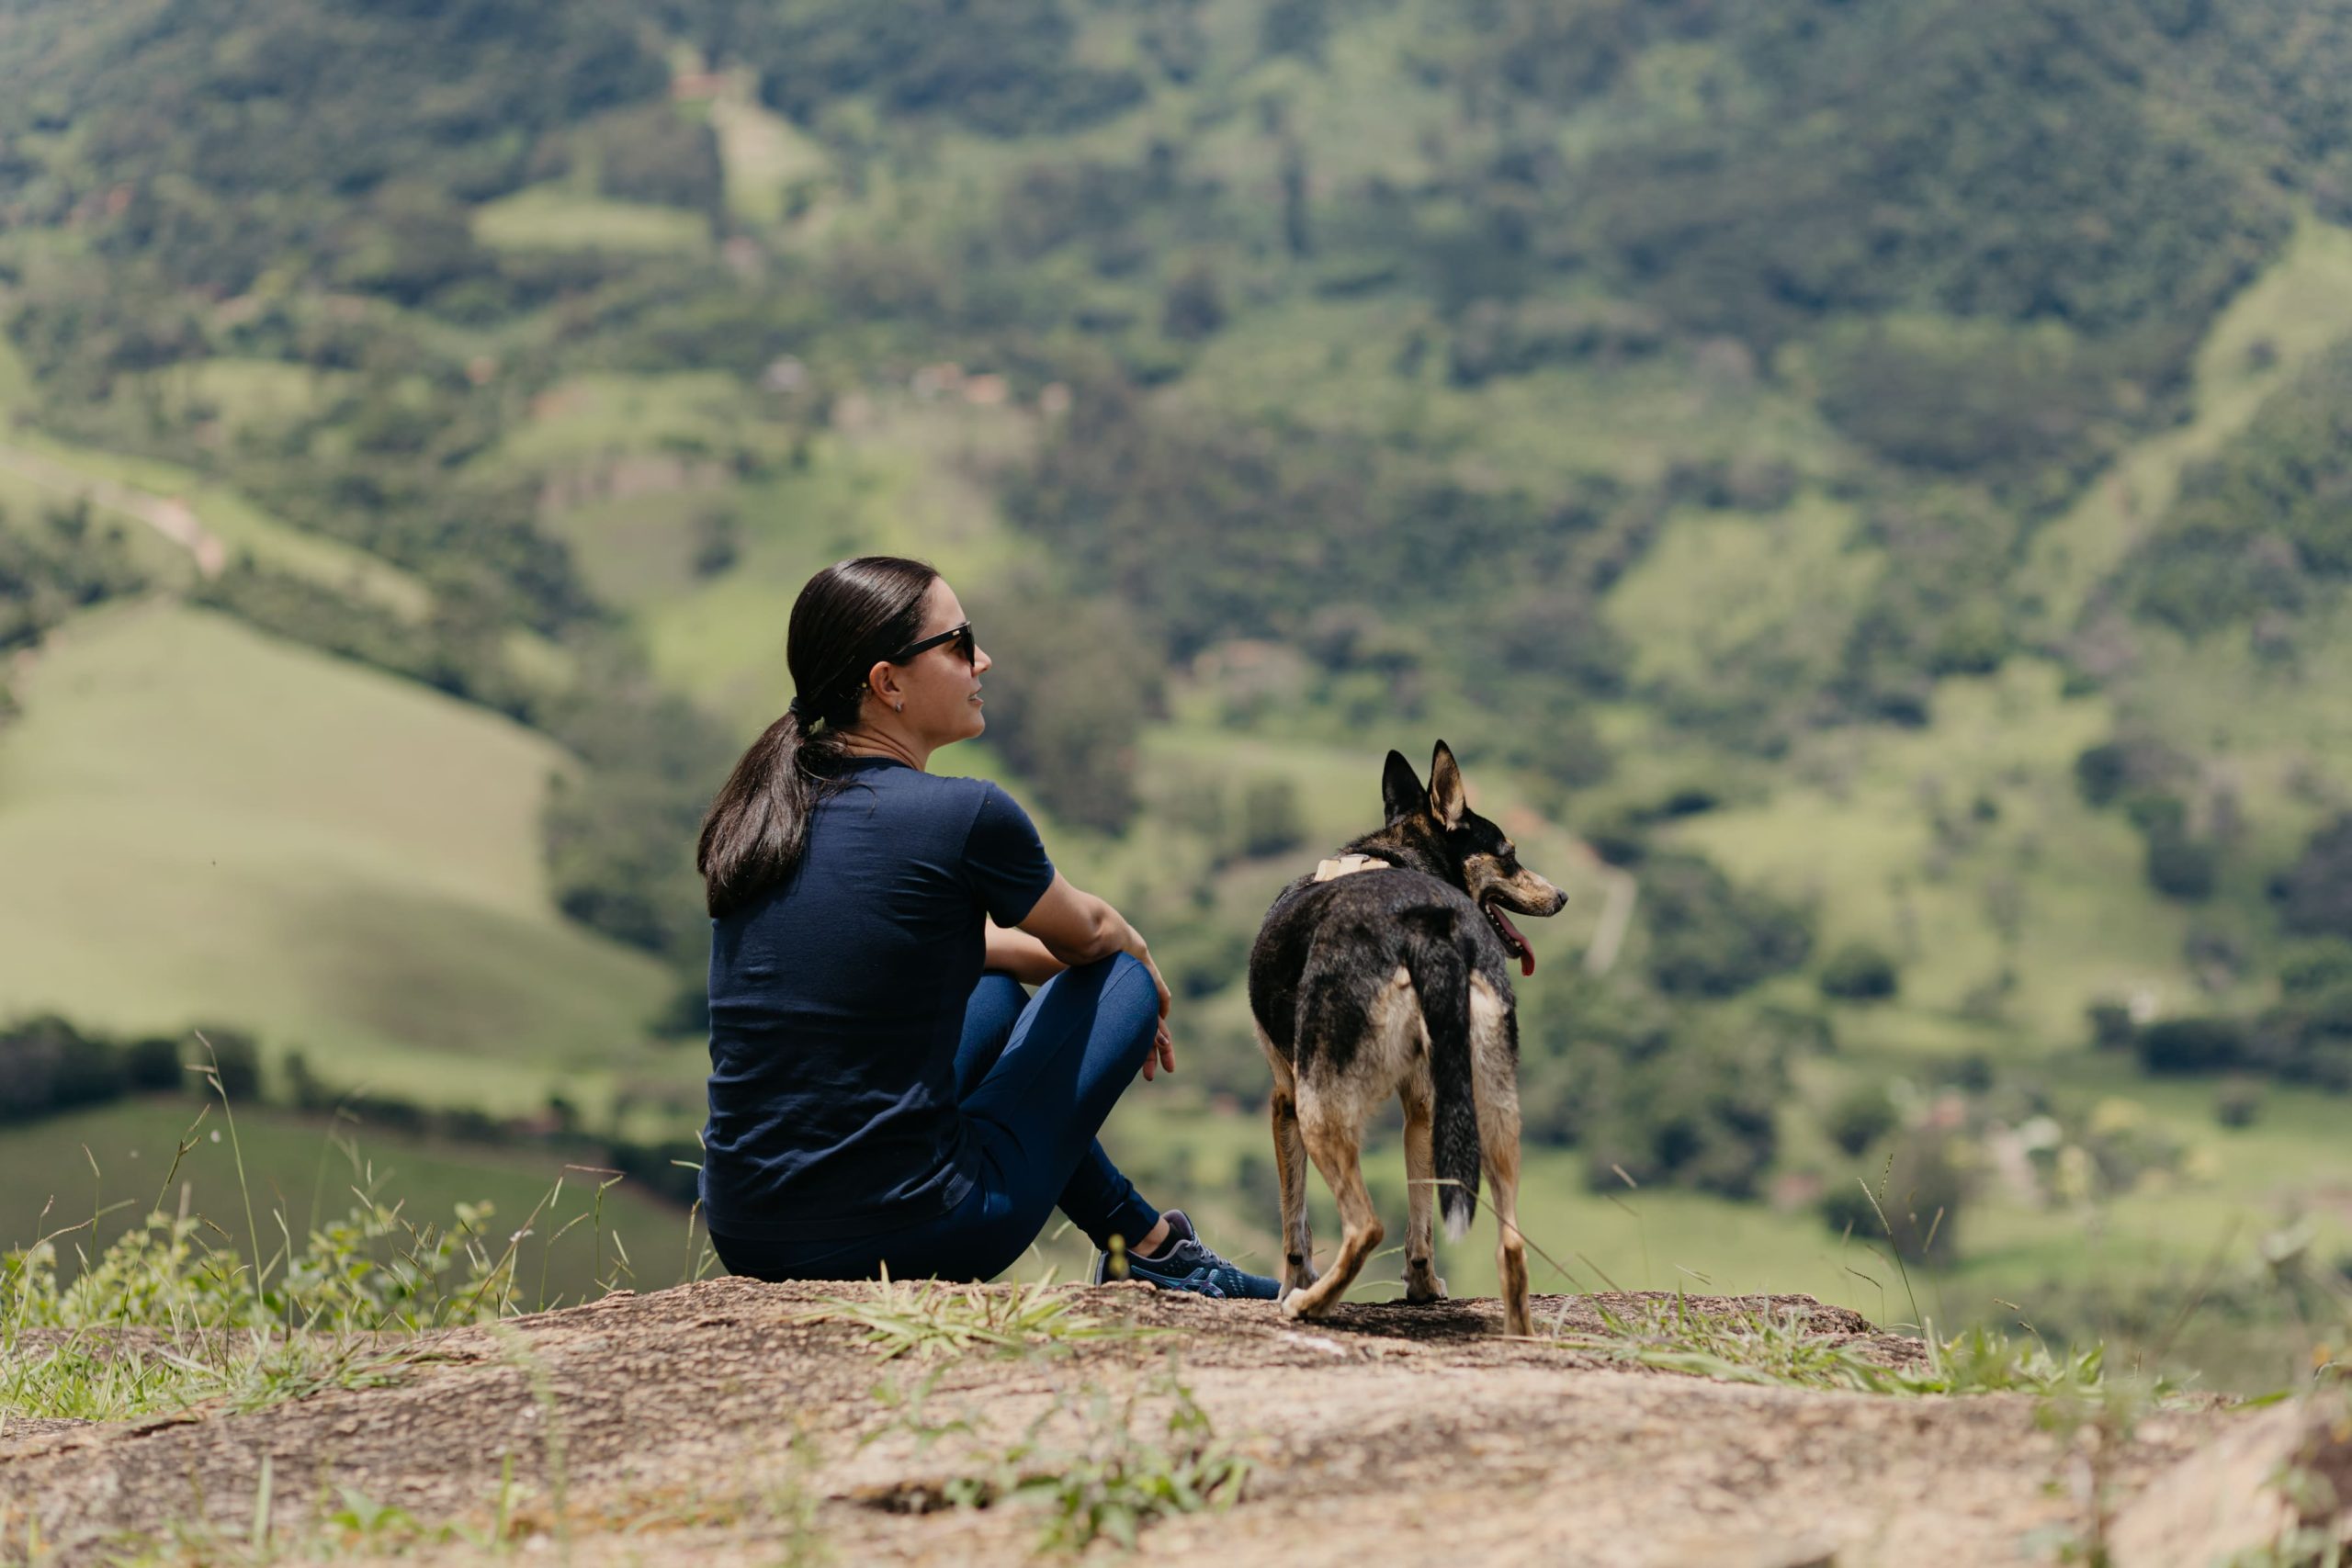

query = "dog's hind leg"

[
  {"left": 1485, "top": 1118, "right": 1531, "bottom": 1337},
  {"left": 1270, "top": 1086, "right": 1319, "bottom": 1296},
  {"left": 1258, "top": 1021, "right": 1318, "bottom": 1296},
  {"left": 1281, "top": 1090, "right": 1382, "bottom": 1322},
  {"left": 1471, "top": 976, "right": 1532, "bottom": 1337},
  {"left": 1400, "top": 1087, "right": 1446, "bottom": 1303}
]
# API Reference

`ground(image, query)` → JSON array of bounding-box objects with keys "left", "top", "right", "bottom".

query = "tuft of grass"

[
  {"left": 2, "top": 1076, "right": 650, "bottom": 1423},
  {"left": 1555, "top": 1290, "right": 2108, "bottom": 1398},
  {"left": 880, "top": 1360, "right": 1249, "bottom": 1554},
  {"left": 801, "top": 1272, "right": 1162, "bottom": 1362},
  {"left": 1015, "top": 1371, "right": 1250, "bottom": 1554}
]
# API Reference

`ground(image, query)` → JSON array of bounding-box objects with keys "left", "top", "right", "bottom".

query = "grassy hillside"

[
  {"left": 0, "top": 603, "right": 679, "bottom": 1114},
  {"left": 5, "top": 0, "right": 2352, "bottom": 1387}
]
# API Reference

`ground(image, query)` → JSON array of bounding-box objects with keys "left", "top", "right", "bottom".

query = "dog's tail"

[{"left": 1415, "top": 936, "right": 1482, "bottom": 1241}]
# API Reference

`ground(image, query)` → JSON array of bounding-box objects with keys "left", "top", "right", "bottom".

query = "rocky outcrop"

[{"left": 0, "top": 1282, "right": 2320, "bottom": 1566}]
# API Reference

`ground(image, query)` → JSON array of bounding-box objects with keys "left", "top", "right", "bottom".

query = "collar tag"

[{"left": 1313, "top": 853, "right": 1393, "bottom": 884}]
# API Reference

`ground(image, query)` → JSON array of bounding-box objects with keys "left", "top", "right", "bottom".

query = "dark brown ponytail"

[{"left": 696, "top": 555, "right": 937, "bottom": 916}]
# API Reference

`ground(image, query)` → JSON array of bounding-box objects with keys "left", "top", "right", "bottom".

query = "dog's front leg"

[
  {"left": 1400, "top": 1096, "right": 1447, "bottom": 1304},
  {"left": 1269, "top": 1087, "right": 1319, "bottom": 1294}
]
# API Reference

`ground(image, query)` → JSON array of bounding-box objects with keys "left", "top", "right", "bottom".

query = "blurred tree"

[
  {"left": 1640, "top": 853, "right": 1813, "bottom": 998},
  {"left": 965, "top": 577, "right": 1165, "bottom": 833},
  {"left": 1238, "top": 778, "right": 1306, "bottom": 860},
  {"left": 1825, "top": 1082, "right": 1899, "bottom": 1156},
  {"left": 1818, "top": 942, "right": 1900, "bottom": 1001},
  {"left": 1160, "top": 260, "right": 1227, "bottom": 341},
  {"left": 2277, "top": 814, "right": 2352, "bottom": 939}
]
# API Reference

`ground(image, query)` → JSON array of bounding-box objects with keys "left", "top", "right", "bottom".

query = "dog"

[{"left": 1246, "top": 740, "right": 1566, "bottom": 1337}]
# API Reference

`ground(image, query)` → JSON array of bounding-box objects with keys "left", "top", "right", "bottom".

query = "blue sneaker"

[{"left": 1091, "top": 1210, "right": 1281, "bottom": 1300}]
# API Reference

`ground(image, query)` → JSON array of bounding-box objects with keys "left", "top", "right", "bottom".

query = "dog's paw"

[
  {"left": 1282, "top": 1258, "right": 1321, "bottom": 1294},
  {"left": 1404, "top": 1274, "right": 1449, "bottom": 1304},
  {"left": 1280, "top": 1286, "right": 1322, "bottom": 1320}
]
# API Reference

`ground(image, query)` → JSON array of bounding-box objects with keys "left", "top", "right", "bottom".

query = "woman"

[{"left": 695, "top": 556, "right": 1276, "bottom": 1298}]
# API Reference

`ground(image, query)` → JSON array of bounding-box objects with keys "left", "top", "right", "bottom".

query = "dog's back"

[{"left": 1249, "top": 869, "right": 1502, "bottom": 1240}]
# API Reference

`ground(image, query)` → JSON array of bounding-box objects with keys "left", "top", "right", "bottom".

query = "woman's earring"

[{"left": 894, "top": 700, "right": 904, "bottom": 714}]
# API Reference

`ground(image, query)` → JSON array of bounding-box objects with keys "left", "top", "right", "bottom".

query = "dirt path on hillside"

[
  {"left": 0, "top": 446, "right": 227, "bottom": 575},
  {"left": 0, "top": 1283, "right": 2324, "bottom": 1566}
]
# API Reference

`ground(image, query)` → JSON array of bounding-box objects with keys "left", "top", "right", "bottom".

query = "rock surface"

[{"left": 0, "top": 1281, "right": 2318, "bottom": 1565}]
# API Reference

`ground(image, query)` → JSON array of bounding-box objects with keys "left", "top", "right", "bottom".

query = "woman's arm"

[
  {"left": 1016, "top": 872, "right": 1177, "bottom": 1078},
  {"left": 983, "top": 919, "right": 1065, "bottom": 986}
]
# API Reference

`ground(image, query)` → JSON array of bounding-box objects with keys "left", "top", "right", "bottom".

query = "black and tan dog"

[{"left": 1247, "top": 741, "right": 1566, "bottom": 1337}]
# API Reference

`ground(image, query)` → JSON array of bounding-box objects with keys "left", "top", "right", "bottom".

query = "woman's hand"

[
  {"left": 1018, "top": 871, "right": 1176, "bottom": 1078},
  {"left": 1134, "top": 944, "right": 1175, "bottom": 1080}
]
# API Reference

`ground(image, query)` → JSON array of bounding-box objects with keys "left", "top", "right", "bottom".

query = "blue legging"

[{"left": 708, "top": 953, "right": 1163, "bottom": 1282}]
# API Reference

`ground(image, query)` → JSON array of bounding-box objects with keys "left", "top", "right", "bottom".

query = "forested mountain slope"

[{"left": 5, "top": 0, "right": 2352, "bottom": 1370}]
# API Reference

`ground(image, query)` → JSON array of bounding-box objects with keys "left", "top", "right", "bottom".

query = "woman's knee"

[
  {"left": 1056, "top": 953, "right": 1153, "bottom": 1021},
  {"left": 1070, "top": 950, "right": 1152, "bottom": 998}
]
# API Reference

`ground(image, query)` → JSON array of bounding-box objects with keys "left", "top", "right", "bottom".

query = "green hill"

[
  {"left": 6, "top": 0, "right": 2352, "bottom": 1382},
  {"left": 0, "top": 602, "right": 678, "bottom": 1116}
]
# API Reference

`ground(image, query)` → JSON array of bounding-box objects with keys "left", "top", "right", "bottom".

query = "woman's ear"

[{"left": 866, "top": 660, "right": 902, "bottom": 711}]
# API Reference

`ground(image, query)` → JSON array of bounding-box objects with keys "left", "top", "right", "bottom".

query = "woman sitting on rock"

[{"left": 695, "top": 555, "right": 1276, "bottom": 1299}]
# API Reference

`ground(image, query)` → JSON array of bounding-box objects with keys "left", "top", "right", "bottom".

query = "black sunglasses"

[{"left": 887, "top": 620, "right": 976, "bottom": 667}]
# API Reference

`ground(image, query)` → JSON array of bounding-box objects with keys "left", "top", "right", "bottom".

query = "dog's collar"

[{"left": 1312, "top": 852, "right": 1394, "bottom": 884}]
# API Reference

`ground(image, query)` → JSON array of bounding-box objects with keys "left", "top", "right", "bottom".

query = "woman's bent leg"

[
  {"left": 959, "top": 971, "right": 1150, "bottom": 1249},
  {"left": 960, "top": 954, "right": 1162, "bottom": 1253},
  {"left": 955, "top": 971, "right": 1030, "bottom": 1098}
]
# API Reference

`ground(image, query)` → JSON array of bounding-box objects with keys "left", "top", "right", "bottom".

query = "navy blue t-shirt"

[{"left": 699, "top": 757, "right": 1057, "bottom": 1241}]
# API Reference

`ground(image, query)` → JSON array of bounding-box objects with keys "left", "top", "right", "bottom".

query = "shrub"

[
  {"left": 2276, "top": 813, "right": 2352, "bottom": 940},
  {"left": 2212, "top": 1077, "right": 2262, "bottom": 1128},
  {"left": 2086, "top": 1001, "right": 2136, "bottom": 1051},
  {"left": 1817, "top": 1183, "right": 1881, "bottom": 1242},
  {"left": 2132, "top": 795, "right": 2217, "bottom": 900},
  {"left": 1160, "top": 262, "right": 1226, "bottom": 341},
  {"left": 0, "top": 1015, "right": 123, "bottom": 1121},
  {"left": 2073, "top": 742, "right": 2131, "bottom": 807},
  {"left": 123, "top": 1037, "right": 183, "bottom": 1092},
  {"left": 1829, "top": 1132, "right": 1966, "bottom": 1267},
  {"left": 193, "top": 1028, "right": 264, "bottom": 1101},
  {"left": 2135, "top": 1016, "right": 2245, "bottom": 1075},
  {"left": 1818, "top": 942, "right": 1899, "bottom": 1001},
  {"left": 1824, "top": 1083, "right": 1899, "bottom": 1156},
  {"left": 2072, "top": 737, "right": 2187, "bottom": 809}
]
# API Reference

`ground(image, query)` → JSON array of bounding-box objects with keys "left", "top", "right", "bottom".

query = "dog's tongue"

[{"left": 1492, "top": 905, "right": 1534, "bottom": 976}]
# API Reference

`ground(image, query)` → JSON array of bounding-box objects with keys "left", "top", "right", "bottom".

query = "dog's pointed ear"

[
  {"left": 1428, "top": 740, "right": 1467, "bottom": 829},
  {"left": 1381, "top": 750, "right": 1423, "bottom": 824}
]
